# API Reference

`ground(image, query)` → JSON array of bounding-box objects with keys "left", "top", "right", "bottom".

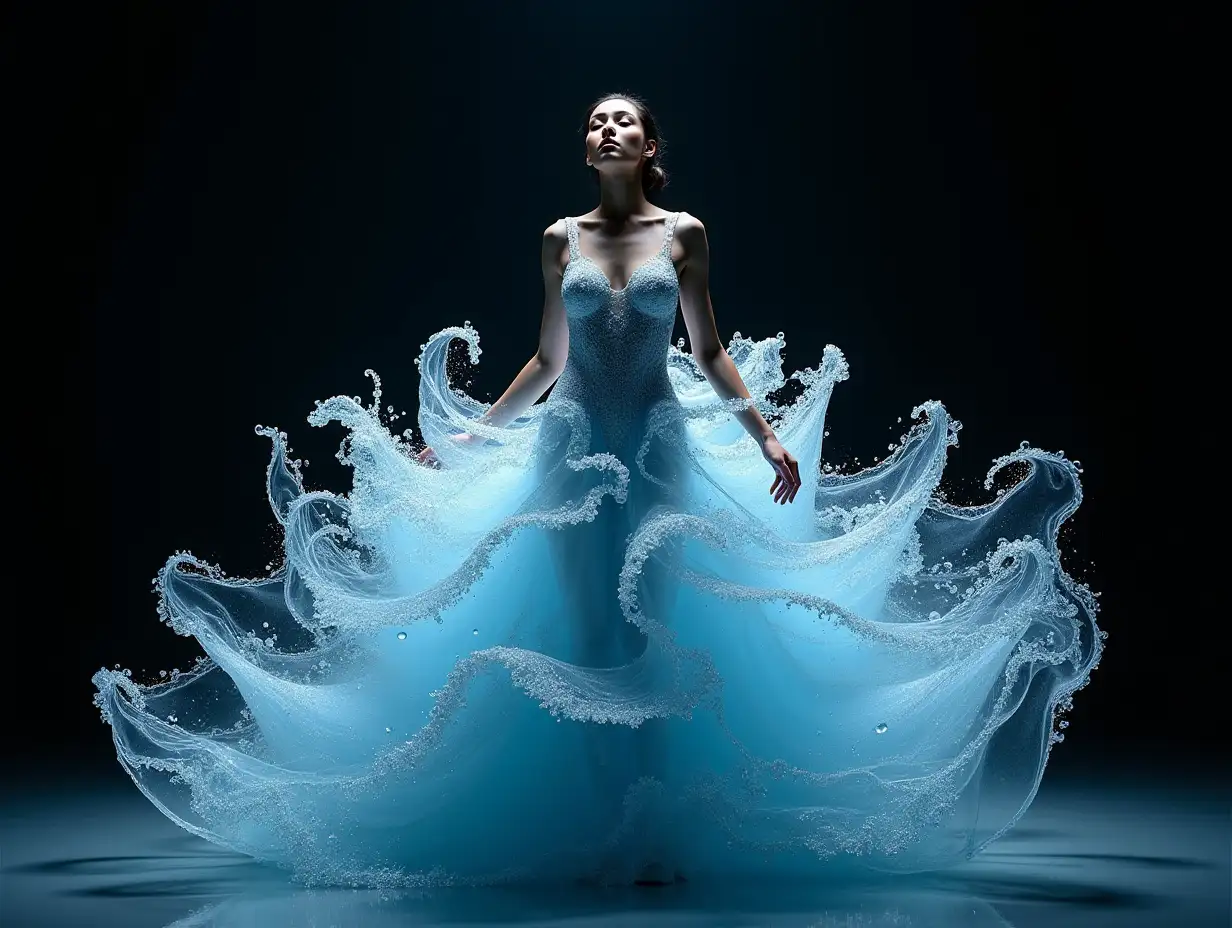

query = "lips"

[{"left": 598, "top": 140, "right": 619, "bottom": 151}]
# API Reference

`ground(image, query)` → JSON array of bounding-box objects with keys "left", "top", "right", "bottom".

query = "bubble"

[
  {"left": 875, "top": 722, "right": 889, "bottom": 734},
  {"left": 472, "top": 629, "right": 479, "bottom": 636},
  {"left": 396, "top": 632, "right": 407, "bottom": 641},
  {"left": 384, "top": 727, "right": 391, "bottom": 733}
]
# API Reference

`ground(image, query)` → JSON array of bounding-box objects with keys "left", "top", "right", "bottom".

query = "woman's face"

[{"left": 585, "top": 98, "right": 654, "bottom": 174}]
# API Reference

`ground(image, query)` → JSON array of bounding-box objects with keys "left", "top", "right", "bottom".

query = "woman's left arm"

[{"left": 676, "top": 213, "right": 802, "bottom": 504}]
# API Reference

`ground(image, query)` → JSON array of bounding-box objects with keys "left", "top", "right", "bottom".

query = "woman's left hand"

[{"left": 761, "top": 436, "right": 802, "bottom": 504}]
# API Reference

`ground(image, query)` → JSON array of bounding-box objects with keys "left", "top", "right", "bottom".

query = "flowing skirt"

[{"left": 93, "top": 324, "right": 1101, "bottom": 887}]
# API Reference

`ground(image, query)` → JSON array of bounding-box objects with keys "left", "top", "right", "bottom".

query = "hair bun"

[{"left": 645, "top": 163, "right": 669, "bottom": 194}]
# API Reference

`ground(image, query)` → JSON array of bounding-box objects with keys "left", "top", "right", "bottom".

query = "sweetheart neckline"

[{"left": 567, "top": 252, "right": 676, "bottom": 295}]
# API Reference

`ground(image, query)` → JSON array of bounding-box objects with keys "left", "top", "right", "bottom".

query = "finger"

[
  {"left": 788, "top": 459, "right": 802, "bottom": 503},
  {"left": 776, "top": 464, "right": 791, "bottom": 504},
  {"left": 770, "top": 474, "right": 781, "bottom": 495}
]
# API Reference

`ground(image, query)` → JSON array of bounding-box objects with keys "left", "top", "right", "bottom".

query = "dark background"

[{"left": 10, "top": 3, "right": 1213, "bottom": 779}]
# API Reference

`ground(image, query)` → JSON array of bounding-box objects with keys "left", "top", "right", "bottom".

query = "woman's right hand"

[{"left": 415, "top": 431, "right": 484, "bottom": 469}]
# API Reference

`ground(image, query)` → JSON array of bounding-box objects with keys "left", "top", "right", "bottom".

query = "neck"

[{"left": 595, "top": 171, "right": 651, "bottom": 221}]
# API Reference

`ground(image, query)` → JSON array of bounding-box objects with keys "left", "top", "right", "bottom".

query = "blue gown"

[{"left": 93, "top": 211, "right": 1102, "bottom": 888}]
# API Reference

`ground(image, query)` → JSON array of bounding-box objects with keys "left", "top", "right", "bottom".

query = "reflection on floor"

[{"left": 2, "top": 766, "right": 1227, "bottom": 927}]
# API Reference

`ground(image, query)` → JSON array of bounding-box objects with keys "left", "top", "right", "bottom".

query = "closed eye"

[{"left": 590, "top": 116, "right": 636, "bottom": 130}]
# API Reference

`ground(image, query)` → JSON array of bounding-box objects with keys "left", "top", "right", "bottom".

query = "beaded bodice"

[{"left": 552, "top": 212, "right": 682, "bottom": 455}]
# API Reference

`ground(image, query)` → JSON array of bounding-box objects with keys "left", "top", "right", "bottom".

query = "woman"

[{"left": 94, "top": 92, "right": 1100, "bottom": 889}]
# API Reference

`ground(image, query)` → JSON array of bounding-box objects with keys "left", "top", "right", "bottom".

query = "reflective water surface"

[{"left": 2, "top": 770, "right": 1227, "bottom": 927}]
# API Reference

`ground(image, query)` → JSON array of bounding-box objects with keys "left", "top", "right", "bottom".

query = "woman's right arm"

[
  {"left": 417, "top": 222, "right": 569, "bottom": 465},
  {"left": 477, "top": 219, "right": 570, "bottom": 427}
]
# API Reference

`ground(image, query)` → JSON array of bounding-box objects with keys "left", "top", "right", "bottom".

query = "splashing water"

[{"left": 94, "top": 285, "right": 1099, "bottom": 888}]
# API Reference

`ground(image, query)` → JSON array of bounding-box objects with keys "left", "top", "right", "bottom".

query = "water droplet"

[
  {"left": 384, "top": 726, "right": 391, "bottom": 733},
  {"left": 262, "top": 622, "right": 269, "bottom": 629},
  {"left": 472, "top": 628, "right": 479, "bottom": 636},
  {"left": 928, "top": 611, "right": 941, "bottom": 620},
  {"left": 1059, "top": 720, "right": 1069, "bottom": 729},
  {"left": 397, "top": 632, "right": 407, "bottom": 640},
  {"left": 875, "top": 722, "right": 888, "bottom": 734}
]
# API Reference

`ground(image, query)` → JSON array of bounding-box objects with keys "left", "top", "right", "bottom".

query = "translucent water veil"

[{"left": 93, "top": 321, "right": 1102, "bottom": 888}]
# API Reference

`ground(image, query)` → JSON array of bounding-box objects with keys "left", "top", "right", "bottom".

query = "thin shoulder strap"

[
  {"left": 660, "top": 211, "right": 681, "bottom": 257},
  {"left": 565, "top": 216, "right": 580, "bottom": 261}
]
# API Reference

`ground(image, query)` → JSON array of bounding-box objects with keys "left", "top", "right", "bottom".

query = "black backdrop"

[{"left": 11, "top": 3, "right": 1213, "bottom": 778}]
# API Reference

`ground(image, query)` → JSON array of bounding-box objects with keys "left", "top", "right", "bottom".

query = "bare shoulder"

[
  {"left": 673, "top": 210, "right": 709, "bottom": 263},
  {"left": 541, "top": 218, "right": 569, "bottom": 271},
  {"left": 542, "top": 218, "right": 568, "bottom": 248}
]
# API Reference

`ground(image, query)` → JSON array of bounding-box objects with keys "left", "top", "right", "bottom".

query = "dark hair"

[{"left": 581, "top": 92, "right": 669, "bottom": 197}]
